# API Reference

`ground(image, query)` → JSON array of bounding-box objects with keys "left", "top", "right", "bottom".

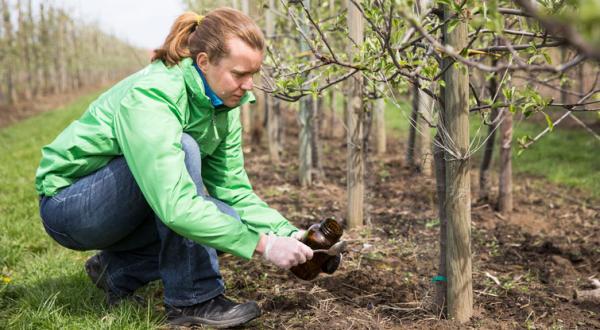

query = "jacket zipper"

[{"left": 211, "top": 111, "right": 220, "bottom": 140}]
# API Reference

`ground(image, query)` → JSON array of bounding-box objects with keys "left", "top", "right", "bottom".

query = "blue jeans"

[{"left": 38, "top": 133, "right": 239, "bottom": 306}]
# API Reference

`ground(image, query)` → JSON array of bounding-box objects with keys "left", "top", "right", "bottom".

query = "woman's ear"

[{"left": 195, "top": 52, "right": 209, "bottom": 73}]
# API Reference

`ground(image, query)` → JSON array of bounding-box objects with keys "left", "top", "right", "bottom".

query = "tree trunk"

[
  {"left": 299, "top": 96, "right": 313, "bottom": 186},
  {"left": 442, "top": 6, "right": 472, "bottom": 322},
  {"left": 312, "top": 95, "right": 324, "bottom": 180},
  {"left": 433, "top": 133, "right": 447, "bottom": 314},
  {"left": 26, "top": 0, "right": 40, "bottom": 97},
  {"left": 69, "top": 18, "right": 82, "bottom": 90},
  {"left": 298, "top": 0, "right": 313, "bottom": 186},
  {"left": 407, "top": 81, "right": 419, "bottom": 168},
  {"left": 265, "top": 0, "right": 280, "bottom": 165},
  {"left": 267, "top": 96, "right": 281, "bottom": 165},
  {"left": 373, "top": 97, "right": 386, "bottom": 155},
  {"left": 278, "top": 101, "right": 286, "bottom": 151},
  {"left": 249, "top": 1, "right": 263, "bottom": 146},
  {"left": 2, "top": 0, "right": 18, "bottom": 105},
  {"left": 39, "top": 3, "right": 51, "bottom": 95},
  {"left": 578, "top": 63, "right": 585, "bottom": 110},
  {"left": 329, "top": 90, "right": 338, "bottom": 138},
  {"left": 346, "top": 0, "right": 365, "bottom": 228},
  {"left": 240, "top": 0, "right": 248, "bottom": 14},
  {"left": 560, "top": 48, "right": 568, "bottom": 104},
  {"left": 417, "top": 88, "right": 433, "bottom": 176},
  {"left": 479, "top": 56, "right": 499, "bottom": 202},
  {"left": 16, "top": 0, "right": 33, "bottom": 100},
  {"left": 498, "top": 111, "right": 513, "bottom": 214},
  {"left": 251, "top": 91, "right": 264, "bottom": 145},
  {"left": 479, "top": 108, "right": 497, "bottom": 202},
  {"left": 239, "top": 0, "right": 252, "bottom": 138}
]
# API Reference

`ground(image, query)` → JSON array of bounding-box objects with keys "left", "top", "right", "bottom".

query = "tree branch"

[{"left": 514, "top": 0, "right": 600, "bottom": 62}]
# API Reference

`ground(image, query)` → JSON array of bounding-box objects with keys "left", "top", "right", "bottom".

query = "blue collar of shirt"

[{"left": 193, "top": 63, "right": 224, "bottom": 108}]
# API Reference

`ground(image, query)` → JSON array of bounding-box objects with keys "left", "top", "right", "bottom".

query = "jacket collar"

[
  {"left": 179, "top": 57, "right": 255, "bottom": 111},
  {"left": 193, "top": 62, "right": 224, "bottom": 108}
]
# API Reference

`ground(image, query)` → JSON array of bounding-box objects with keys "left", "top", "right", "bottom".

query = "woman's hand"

[
  {"left": 291, "top": 229, "right": 306, "bottom": 241},
  {"left": 255, "top": 234, "right": 313, "bottom": 269}
]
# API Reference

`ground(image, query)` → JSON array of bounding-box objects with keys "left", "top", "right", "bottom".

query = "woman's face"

[{"left": 196, "top": 37, "right": 263, "bottom": 108}]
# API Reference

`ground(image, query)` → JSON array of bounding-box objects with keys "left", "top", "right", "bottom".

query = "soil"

[{"left": 213, "top": 108, "right": 600, "bottom": 329}]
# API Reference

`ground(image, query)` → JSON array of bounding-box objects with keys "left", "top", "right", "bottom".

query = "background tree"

[{"left": 0, "top": 1, "right": 145, "bottom": 109}]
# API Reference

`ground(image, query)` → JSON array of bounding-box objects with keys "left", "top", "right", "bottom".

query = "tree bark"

[
  {"left": 239, "top": 0, "right": 252, "bottom": 139},
  {"left": 39, "top": 3, "right": 51, "bottom": 95},
  {"left": 312, "top": 95, "right": 324, "bottom": 180},
  {"left": 298, "top": 0, "right": 313, "bottom": 186},
  {"left": 417, "top": 88, "right": 433, "bottom": 176},
  {"left": 16, "top": 0, "right": 32, "bottom": 100},
  {"left": 267, "top": 96, "right": 281, "bottom": 165},
  {"left": 433, "top": 133, "right": 447, "bottom": 314},
  {"left": 407, "top": 81, "right": 419, "bottom": 168},
  {"left": 373, "top": 97, "right": 386, "bottom": 155},
  {"left": 2, "top": 0, "right": 18, "bottom": 105},
  {"left": 299, "top": 95, "right": 313, "bottom": 186},
  {"left": 442, "top": 5, "right": 472, "bottom": 322},
  {"left": 560, "top": 48, "right": 568, "bottom": 104},
  {"left": 479, "top": 55, "right": 500, "bottom": 202},
  {"left": 578, "top": 63, "right": 585, "bottom": 110},
  {"left": 329, "top": 90, "right": 338, "bottom": 138},
  {"left": 346, "top": 0, "right": 365, "bottom": 228},
  {"left": 498, "top": 110, "right": 513, "bottom": 214},
  {"left": 249, "top": 1, "right": 264, "bottom": 146},
  {"left": 265, "top": 0, "right": 280, "bottom": 165},
  {"left": 26, "top": 0, "right": 40, "bottom": 97}
]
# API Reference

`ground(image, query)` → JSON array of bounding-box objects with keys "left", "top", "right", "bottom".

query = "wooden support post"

[
  {"left": 442, "top": 5, "right": 472, "bottom": 322},
  {"left": 346, "top": 0, "right": 364, "bottom": 228}
]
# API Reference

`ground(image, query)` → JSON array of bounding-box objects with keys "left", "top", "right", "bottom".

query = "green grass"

[
  {"left": 0, "top": 91, "right": 164, "bottom": 329},
  {"left": 384, "top": 98, "right": 600, "bottom": 198}
]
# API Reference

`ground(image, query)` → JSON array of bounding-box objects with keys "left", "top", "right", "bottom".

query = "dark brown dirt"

[{"left": 212, "top": 107, "right": 600, "bottom": 329}]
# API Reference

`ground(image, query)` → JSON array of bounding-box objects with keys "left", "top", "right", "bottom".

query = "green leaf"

[
  {"left": 542, "top": 51, "right": 552, "bottom": 64},
  {"left": 544, "top": 113, "right": 554, "bottom": 131}
]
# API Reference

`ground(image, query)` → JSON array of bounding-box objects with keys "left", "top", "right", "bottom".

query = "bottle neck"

[{"left": 320, "top": 218, "right": 342, "bottom": 240}]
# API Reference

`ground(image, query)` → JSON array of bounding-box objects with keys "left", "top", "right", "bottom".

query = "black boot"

[
  {"left": 166, "top": 295, "right": 261, "bottom": 328},
  {"left": 85, "top": 254, "right": 144, "bottom": 306}
]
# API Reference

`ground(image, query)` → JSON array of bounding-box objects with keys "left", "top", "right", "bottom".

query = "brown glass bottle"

[{"left": 290, "top": 218, "right": 343, "bottom": 281}]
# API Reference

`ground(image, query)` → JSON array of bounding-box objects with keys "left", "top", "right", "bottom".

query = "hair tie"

[{"left": 196, "top": 14, "right": 204, "bottom": 26}]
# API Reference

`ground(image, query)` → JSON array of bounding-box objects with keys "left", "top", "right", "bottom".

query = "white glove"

[
  {"left": 291, "top": 230, "right": 306, "bottom": 241},
  {"left": 262, "top": 234, "right": 313, "bottom": 269}
]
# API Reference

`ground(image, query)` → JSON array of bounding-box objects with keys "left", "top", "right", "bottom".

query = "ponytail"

[{"left": 151, "top": 12, "right": 198, "bottom": 66}]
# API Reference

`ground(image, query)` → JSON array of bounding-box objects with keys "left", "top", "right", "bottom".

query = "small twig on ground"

[
  {"left": 485, "top": 272, "right": 502, "bottom": 286},
  {"left": 475, "top": 289, "right": 499, "bottom": 297}
]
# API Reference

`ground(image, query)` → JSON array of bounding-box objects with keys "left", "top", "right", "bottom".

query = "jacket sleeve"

[
  {"left": 201, "top": 110, "right": 299, "bottom": 238},
  {"left": 113, "top": 84, "right": 261, "bottom": 259}
]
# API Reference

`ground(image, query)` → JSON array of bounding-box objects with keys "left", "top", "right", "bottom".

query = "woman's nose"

[{"left": 241, "top": 77, "right": 253, "bottom": 91}]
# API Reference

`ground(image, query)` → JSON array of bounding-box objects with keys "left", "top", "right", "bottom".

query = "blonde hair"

[{"left": 152, "top": 8, "right": 265, "bottom": 66}]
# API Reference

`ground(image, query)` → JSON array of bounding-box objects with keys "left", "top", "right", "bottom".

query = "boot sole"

[{"left": 168, "top": 311, "right": 260, "bottom": 328}]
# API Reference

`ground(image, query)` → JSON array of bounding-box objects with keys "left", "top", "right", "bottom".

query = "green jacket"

[{"left": 35, "top": 57, "right": 298, "bottom": 259}]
